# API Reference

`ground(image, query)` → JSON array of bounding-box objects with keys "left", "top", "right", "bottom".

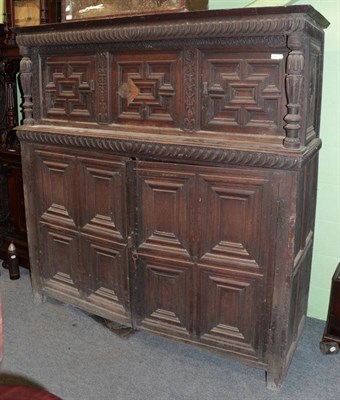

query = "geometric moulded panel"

[
  {"left": 112, "top": 51, "right": 182, "bottom": 127},
  {"left": 202, "top": 52, "right": 285, "bottom": 135},
  {"left": 43, "top": 56, "right": 96, "bottom": 121}
]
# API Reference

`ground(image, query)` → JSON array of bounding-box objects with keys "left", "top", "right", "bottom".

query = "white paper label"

[{"left": 271, "top": 54, "right": 284, "bottom": 60}]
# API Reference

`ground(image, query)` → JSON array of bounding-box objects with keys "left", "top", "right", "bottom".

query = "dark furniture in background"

[
  {"left": 0, "top": 23, "right": 29, "bottom": 267},
  {"left": 15, "top": 6, "right": 328, "bottom": 389},
  {"left": 0, "top": 0, "right": 62, "bottom": 268},
  {"left": 321, "top": 263, "right": 340, "bottom": 352}
]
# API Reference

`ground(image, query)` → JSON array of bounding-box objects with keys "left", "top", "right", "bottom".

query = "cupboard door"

[
  {"left": 78, "top": 155, "right": 131, "bottom": 323},
  {"left": 135, "top": 161, "right": 276, "bottom": 361},
  {"left": 34, "top": 148, "right": 131, "bottom": 323},
  {"left": 35, "top": 149, "right": 80, "bottom": 294},
  {"left": 196, "top": 169, "right": 275, "bottom": 361},
  {"left": 135, "top": 162, "right": 196, "bottom": 337}
]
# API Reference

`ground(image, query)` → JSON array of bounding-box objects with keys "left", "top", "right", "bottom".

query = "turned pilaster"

[
  {"left": 19, "top": 47, "right": 34, "bottom": 126},
  {"left": 284, "top": 34, "right": 305, "bottom": 149}
]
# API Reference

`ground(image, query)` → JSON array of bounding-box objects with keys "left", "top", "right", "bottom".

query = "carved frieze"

[
  {"left": 183, "top": 48, "right": 198, "bottom": 131},
  {"left": 97, "top": 52, "right": 109, "bottom": 123},
  {"left": 15, "top": 129, "right": 318, "bottom": 170}
]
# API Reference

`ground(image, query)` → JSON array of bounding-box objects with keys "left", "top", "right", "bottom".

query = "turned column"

[
  {"left": 284, "top": 33, "right": 305, "bottom": 149},
  {"left": 19, "top": 47, "right": 34, "bottom": 126}
]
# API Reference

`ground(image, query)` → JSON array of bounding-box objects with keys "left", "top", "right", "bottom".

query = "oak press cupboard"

[{"left": 14, "top": 6, "right": 329, "bottom": 389}]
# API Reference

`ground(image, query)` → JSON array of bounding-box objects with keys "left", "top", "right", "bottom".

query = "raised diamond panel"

[
  {"left": 139, "top": 256, "right": 193, "bottom": 336},
  {"left": 35, "top": 150, "right": 77, "bottom": 228},
  {"left": 136, "top": 163, "right": 195, "bottom": 258},
  {"left": 81, "top": 236, "right": 130, "bottom": 322},
  {"left": 198, "top": 266, "right": 263, "bottom": 357},
  {"left": 198, "top": 172, "right": 271, "bottom": 271},
  {"left": 41, "top": 225, "right": 80, "bottom": 295},
  {"left": 78, "top": 156, "right": 127, "bottom": 240}
]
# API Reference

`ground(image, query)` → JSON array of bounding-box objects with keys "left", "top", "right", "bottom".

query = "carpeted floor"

[{"left": 0, "top": 267, "right": 339, "bottom": 400}]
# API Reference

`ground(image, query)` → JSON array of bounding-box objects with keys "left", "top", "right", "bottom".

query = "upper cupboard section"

[{"left": 39, "top": 46, "right": 288, "bottom": 139}]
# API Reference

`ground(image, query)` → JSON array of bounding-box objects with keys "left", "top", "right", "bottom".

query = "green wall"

[{"left": 0, "top": 1, "right": 338, "bottom": 320}]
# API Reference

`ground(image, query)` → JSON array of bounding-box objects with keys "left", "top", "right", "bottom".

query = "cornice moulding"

[{"left": 15, "top": 15, "right": 312, "bottom": 48}]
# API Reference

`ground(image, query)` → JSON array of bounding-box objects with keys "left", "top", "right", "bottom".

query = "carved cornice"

[
  {"left": 16, "top": 15, "right": 310, "bottom": 48},
  {"left": 31, "top": 35, "right": 287, "bottom": 56},
  {"left": 16, "top": 129, "right": 321, "bottom": 171}
]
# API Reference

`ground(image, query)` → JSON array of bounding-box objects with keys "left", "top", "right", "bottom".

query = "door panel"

[
  {"left": 136, "top": 162, "right": 196, "bottom": 259},
  {"left": 80, "top": 235, "right": 130, "bottom": 323},
  {"left": 41, "top": 224, "right": 81, "bottom": 296},
  {"left": 137, "top": 255, "right": 193, "bottom": 337},
  {"left": 78, "top": 156, "right": 127, "bottom": 240},
  {"left": 197, "top": 171, "right": 272, "bottom": 272},
  {"left": 35, "top": 150, "right": 78, "bottom": 229},
  {"left": 197, "top": 265, "right": 263, "bottom": 359}
]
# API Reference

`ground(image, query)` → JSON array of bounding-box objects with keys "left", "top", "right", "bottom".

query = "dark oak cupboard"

[{"left": 14, "top": 6, "right": 329, "bottom": 388}]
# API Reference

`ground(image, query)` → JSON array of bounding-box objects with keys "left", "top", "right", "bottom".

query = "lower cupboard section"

[{"left": 30, "top": 149, "right": 278, "bottom": 367}]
